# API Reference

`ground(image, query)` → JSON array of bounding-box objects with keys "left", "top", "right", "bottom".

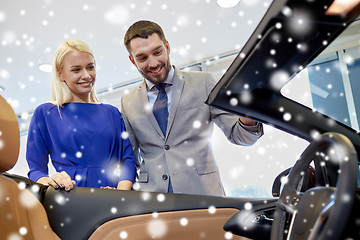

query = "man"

[{"left": 120, "top": 20, "right": 263, "bottom": 196}]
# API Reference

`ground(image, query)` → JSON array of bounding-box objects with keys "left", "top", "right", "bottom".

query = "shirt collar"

[{"left": 145, "top": 66, "right": 174, "bottom": 91}]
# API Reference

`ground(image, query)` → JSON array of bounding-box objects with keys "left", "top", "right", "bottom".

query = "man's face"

[{"left": 129, "top": 33, "right": 171, "bottom": 85}]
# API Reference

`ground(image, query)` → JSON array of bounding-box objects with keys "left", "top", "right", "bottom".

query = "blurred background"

[{"left": 1, "top": 0, "right": 314, "bottom": 197}]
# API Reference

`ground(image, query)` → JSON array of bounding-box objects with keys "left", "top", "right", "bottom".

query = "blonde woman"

[{"left": 26, "top": 40, "right": 135, "bottom": 191}]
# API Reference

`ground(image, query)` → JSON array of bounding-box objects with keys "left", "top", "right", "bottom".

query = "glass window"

[
  {"left": 282, "top": 24, "right": 360, "bottom": 132},
  {"left": 281, "top": 22, "right": 360, "bottom": 187}
]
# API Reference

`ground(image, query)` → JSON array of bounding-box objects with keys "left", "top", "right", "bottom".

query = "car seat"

[{"left": 0, "top": 95, "right": 60, "bottom": 240}]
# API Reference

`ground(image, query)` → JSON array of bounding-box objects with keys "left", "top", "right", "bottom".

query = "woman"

[{"left": 26, "top": 40, "right": 136, "bottom": 191}]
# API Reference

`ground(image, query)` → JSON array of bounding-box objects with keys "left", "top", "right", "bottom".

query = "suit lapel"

[
  {"left": 138, "top": 81, "right": 165, "bottom": 139},
  {"left": 166, "top": 67, "right": 185, "bottom": 140}
]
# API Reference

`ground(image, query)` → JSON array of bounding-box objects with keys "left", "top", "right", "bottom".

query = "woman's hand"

[
  {"left": 100, "top": 186, "right": 116, "bottom": 190},
  {"left": 117, "top": 180, "right": 133, "bottom": 190},
  {"left": 100, "top": 180, "right": 133, "bottom": 190},
  {"left": 37, "top": 171, "right": 76, "bottom": 191}
]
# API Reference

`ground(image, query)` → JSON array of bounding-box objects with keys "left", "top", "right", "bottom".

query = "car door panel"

[
  {"left": 89, "top": 208, "right": 246, "bottom": 240},
  {"left": 43, "top": 187, "right": 276, "bottom": 239}
]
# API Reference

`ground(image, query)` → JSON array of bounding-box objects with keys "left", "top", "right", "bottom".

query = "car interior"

[{"left": 1, "top": 0, "right": 360, "bottom": 240}]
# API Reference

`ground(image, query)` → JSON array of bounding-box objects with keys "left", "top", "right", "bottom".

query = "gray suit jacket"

[{"left": 120, "top": 66, "right": 263, "bottom": 196}]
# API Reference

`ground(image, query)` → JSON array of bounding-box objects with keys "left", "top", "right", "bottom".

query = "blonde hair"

[{"left": 51, "top": 40, "right": 100, "bottom": 107}]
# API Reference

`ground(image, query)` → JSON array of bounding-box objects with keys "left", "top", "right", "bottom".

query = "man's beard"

[{"left": 139, "top": 62, "right": 171, "bottom": 85}]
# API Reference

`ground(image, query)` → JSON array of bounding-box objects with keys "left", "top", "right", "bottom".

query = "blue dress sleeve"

[
  {"left": 116, "top": 109, "right": 136, "bottom": 183},
  {"left": 26, "top": 106, "right": 51, "bottom": 182}
]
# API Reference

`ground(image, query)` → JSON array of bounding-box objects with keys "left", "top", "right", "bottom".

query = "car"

[{"left": 1, "top": 0, "right": 359, "bottom": 239}]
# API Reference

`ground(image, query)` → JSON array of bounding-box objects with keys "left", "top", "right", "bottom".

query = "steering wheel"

[{"left": 270, "top": 132, "right": 358, "bottom": 240}]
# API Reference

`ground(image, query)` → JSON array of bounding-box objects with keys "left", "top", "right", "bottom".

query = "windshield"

[{"left": 282, "top": 20, "right": 360, "bottom": 132}]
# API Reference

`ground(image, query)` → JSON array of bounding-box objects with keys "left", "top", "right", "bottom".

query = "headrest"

[{"left": 0, "top": 95, "right": 20, "bottom": 172}]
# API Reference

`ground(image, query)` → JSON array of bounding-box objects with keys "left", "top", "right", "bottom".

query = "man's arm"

[{"left": 205, "top": 73, "right": 263, "bottom": 145}]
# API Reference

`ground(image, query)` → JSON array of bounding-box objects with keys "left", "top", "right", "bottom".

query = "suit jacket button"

[
  {"left": 162, "top": 174, "right": 168, "bottom": 180},
  {"left": 164, "top": 145, "right": 170, "bottom": 150}
]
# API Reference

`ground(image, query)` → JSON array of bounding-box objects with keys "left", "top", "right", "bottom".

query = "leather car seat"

[{"left": 0, "top": 95, "right": 60, "bottom": 240}]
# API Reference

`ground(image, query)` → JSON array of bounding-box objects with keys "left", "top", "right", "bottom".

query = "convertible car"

[{"left": 1, "top": 0, "right": 360, "bottom": 239}]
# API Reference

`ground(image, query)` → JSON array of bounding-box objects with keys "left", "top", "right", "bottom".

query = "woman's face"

[{"left": 58, "top": 50, "right": 96, "bottom": 103}]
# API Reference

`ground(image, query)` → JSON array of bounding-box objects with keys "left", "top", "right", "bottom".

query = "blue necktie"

[{"left": 153, "top": 83, "right": 168, "bottom": 136}]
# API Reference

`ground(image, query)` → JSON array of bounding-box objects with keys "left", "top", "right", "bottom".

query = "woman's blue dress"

[{"left": 26, "top": 102, "right": 136, "bottom": 188}]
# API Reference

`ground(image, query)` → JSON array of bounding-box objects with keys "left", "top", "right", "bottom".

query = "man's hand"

[{"left": 239, "top": 117, "right": 257, "bottom": 126}]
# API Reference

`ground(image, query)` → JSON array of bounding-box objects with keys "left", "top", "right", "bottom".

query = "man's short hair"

[{"left": 124, "top": 20, "right": 167, "bottom": 54}]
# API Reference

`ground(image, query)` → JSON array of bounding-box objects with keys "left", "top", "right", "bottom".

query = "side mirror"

[
  {"left": 272, "top": 166, "right": 316, "bottom": 197},
  {"left": 272, "top": 168, "right": 291, "bottom": 197}
]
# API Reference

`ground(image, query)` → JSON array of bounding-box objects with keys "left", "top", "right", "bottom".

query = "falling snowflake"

[
  {"left": 244, "top": 202, "right": 252, "bottom": 210},
  {"left": 147, "top": 219, "right": 167, "bottom": 238},
  {"left": 282, "top": 112, "right": 292, "bottom": 122},
  {"left": 132, "top": 182, "right": 140, "bottom": 191},
  {"left": 341, "top": 193, "right": 351, "bottom": 203},
  {"left": 7, "top": 233, "right": 22, "bottom": 240},
  {"left": 76, "top": 151, "right": 82, "bottom": 158},
  {"left": 54, "top": 194, "right": 66, "bottom": 206},
  {"left": 176, "top": 15, "right": 189, "bottom": 27},
  {"left": 0, "top": 139, "right": 4, "bottom": 150},
  {"left": 75, "top": 175, "right": 82, "bottom": 181},
  {"left": 225, "top": 232, "right": 233, "bottom": 239},
  {"left": 257, "top": 146, "right": 266, "bottom": 155},
  {"left": 239, "top": 92, "right": 252, "bottom": 104},
  {"left": 186, "top": 158, "right": 194, "bottom": 167},
  {"left": 17, "top": 182, "right": 26, "bottom": 190},
  {"left": 280, "top": 176, "right": 288, "bottom": 185},
  {"left": 111, "top": 207, "right": 117, "bottom": 214},
  {"left": 20, "top": 190, "right": 38, "bottom": 208},
  {"left": 270, "top": 70, "right": 289, "bottom": 90},
  {"left": 0, "top": 68, "right": 10, "bottom": 79},
  {"left": 144, "top": 103, "right": 152, "bottom": 113},
  {"left": 229, "top": 98, "right": 238, "bottom": 106},
  {"left": 310, "top": 130, "right": 321, "bottom": 140},
  {"left": 230, "top": 166, "right": 244, "bottom": 178},
  {"left": 180, "top": 217, "right": 188, "bottom": 226},
  {"left": 0, "top": 11, "right": 6, "bottom": 22},
  {"left": 104, "top": 5, "right": 129, "bottom": 25},
  {"left": 157, "top": 193, "right": 165, "bottom": 202},
  {"left": 121, "top": 131, "right": 129, "bottom": 139},
  {"left": 208, "top": 205, "right": 216, "bottom": 214},
  {"left": 30, "top": 184, "right": 40, "bottom": 194},
  {"left": 193, "top": 120, "right": 201, "bottom": 129},
  {"left": 19, "top": 227, "right": 28, "bottom": 235},
  {"left": 120, "top": 231, "right": 128, "bottom": 239},
  {"left": 141, "top": 192, "right": 151, "bottom": 201}
]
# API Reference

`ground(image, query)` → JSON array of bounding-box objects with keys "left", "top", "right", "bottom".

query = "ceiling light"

[
  {"left": 217, "top": 0, "right": 241, "bottom": 8},
  {"left": 38, "top": 64, "right": 52, "bottom": 73}
]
